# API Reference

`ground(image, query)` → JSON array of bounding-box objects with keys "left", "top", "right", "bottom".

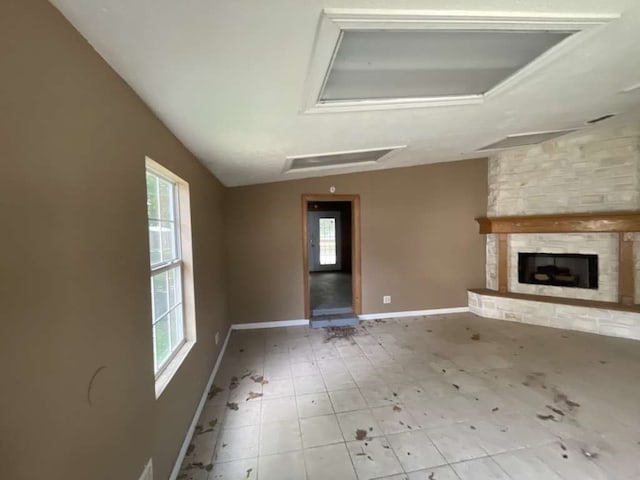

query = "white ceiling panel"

[{"left": 321, "top": 30, "right": 574, "bottom": 101}]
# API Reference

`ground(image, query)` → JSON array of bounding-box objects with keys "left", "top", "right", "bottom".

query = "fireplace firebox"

[{"left": 518, "top": 252, "right": 598, "bottom": 289}]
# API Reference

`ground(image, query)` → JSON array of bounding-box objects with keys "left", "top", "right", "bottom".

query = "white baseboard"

[
  {"left": 169, "top": 325, "right": 233, "bottom": 480},
  {"left": 359, "top": 306, "right": 469, "bottom": 321},
  {"left": 231, "top": 319, "right": 309, "bottom": 330}
]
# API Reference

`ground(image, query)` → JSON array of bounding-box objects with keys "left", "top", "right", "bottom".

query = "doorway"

[{"left": 302, "top": 194, "right": 361, "bottom": 322}]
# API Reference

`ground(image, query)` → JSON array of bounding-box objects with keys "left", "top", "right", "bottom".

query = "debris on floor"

[
  {"left": 547, "top": 405, "right": 565, "bottom": 416},
  {"left": 553, "top": 388, "right": 581, "bottom": 411},
  {"left": 324, "top": 326, "right": 358, "bottom": 342},
  {"left": 207, "top": 385, "right": 224, "bottom": 399},
  {"left": 536, "top": 414, "right": 556, "bottom": 421},
  {"left": 177, "top": 314, "right": 639, "bottom": 479},
  {"left": 250, "top": 375, "right": 268, "bottom": 385}
]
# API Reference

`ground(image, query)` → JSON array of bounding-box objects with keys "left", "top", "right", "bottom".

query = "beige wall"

[
  {"left": 0, "top": 3, "right": 227, "bottom": 480},
  {"left": 225, "top": 159, "right": 488, "bottom": 324}
]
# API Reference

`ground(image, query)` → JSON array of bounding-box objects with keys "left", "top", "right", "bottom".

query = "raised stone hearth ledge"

[{"left": 469, "top": 289, "right": 640, "bottom": 341}]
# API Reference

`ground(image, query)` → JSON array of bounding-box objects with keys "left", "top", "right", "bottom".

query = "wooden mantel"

[
  {"left": 475, "top": 211, "right": 640, "bottom": 234},
  {"left": 474, "top": 211, "right": 639, "bottom": 305}
]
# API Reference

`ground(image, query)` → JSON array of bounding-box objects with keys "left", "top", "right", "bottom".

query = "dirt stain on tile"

[
  {"left": 546, "top": 405, "right": 565, "bottom": 416},
  {"left": 207, "top": 385, "right": 224, "bottom": 399},
  {"left": 245, "top": 468, "right": 253, "bottom": 478},
  {"left": 552, "top": 388, "right": 580, "bottom": 411},
  {"left": 186, "top": 462, "right": 213, "bottom": 472},
  {"left": 536, "top": 414, "right": 556, "bottom": 421},
  {"left": 229, "top": 377, "right": 240, "bottom": 390},
  {"left": 226, "top": 402, "right": 239, "bottom": 411},
  {"left": 250, "top": 375, "right": 269, "bottom": 385},
  {"left": 355, "top": 429, "right": 369, "bottom": 440},
  {"left": 325, "top": 326, "right": 358, "bottom": 343},
  {"left": 195, "top": 418, "right": 218, "bottom": 434},
  {"left": 246, "top": 391, "right": 263, "bottom": 401},
  {"left": 393, "top": 405, "right": 402, "bottom": 412},
  {"left": 471, "top": 333, "right": 480, "bottom": 341},
  {"left": 522, "top": 372, "right": 547, "bottom": 388}
]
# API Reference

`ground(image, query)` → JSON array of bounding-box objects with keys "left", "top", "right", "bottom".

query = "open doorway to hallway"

[{"left": 302, "top": 194, "right": 361, "bottom": 327}]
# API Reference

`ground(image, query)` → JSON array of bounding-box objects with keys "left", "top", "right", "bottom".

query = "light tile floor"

[{"left": 177, "top": 313, "right": 640, "bottom": 480}]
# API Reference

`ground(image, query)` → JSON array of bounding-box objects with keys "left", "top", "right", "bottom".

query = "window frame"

[{"left": 145, "top": 157, "right": 196, "bottom": 398}]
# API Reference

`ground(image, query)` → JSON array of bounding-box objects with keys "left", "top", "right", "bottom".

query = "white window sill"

[{"left": 155, "top": 340, "right": 196, "bottom": 399}]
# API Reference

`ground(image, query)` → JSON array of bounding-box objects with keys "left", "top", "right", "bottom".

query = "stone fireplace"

[{"left": 469, "top": 125, "right": 640, "bottom": 340}]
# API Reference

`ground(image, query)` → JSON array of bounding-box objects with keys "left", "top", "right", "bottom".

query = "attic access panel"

[
  {"left": 478, "top": 129, "right": 578, "bottom": 150},
  {"left": 319, "top": 29, "right": 574, "bottom": 102},
  {"left": 285, "top": 146, "right": 402, "bottom": 173}
]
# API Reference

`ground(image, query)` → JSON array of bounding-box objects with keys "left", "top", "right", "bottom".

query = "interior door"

[{"left": 308, "top": 211, "right": 341, "bottom": 272}]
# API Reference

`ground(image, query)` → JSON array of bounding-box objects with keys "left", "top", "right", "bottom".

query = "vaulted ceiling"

[{"left": 50, "top": 0, "right": 640, "bottom": 186}]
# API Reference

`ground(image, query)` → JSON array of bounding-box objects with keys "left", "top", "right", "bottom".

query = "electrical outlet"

[
  {"left": 215, "top": 332, "right": 220, "bottom": 345},
  {"left": 383, "top": 295, "right": 391, "bottom": 304}
]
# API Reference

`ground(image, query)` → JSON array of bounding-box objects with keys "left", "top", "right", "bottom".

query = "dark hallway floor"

[{"left": 310, "top": 272, "right": 352, "bottom": 315}]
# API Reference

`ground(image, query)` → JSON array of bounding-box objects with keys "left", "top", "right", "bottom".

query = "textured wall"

[
  {"left": 225, "top": 159, "right": 488, "bottom": 324},
  {"left": 0, "top": 3, "right": 228, "bottom": 480}
]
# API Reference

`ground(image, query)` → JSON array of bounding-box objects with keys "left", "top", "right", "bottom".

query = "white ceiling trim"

[{"left": 301, "top": 9, "right": 619, "bottom": 114}]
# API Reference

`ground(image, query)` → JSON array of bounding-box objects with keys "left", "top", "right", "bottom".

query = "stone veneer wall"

[
  {"left": 485, "top": 125, "right": 640, "bottom": 303},
  {"left": 509, "top": 233, "right": 618, "bottom": 302},
  {"left": 469, "top": 291, "right": 640, "bottom": 341}
]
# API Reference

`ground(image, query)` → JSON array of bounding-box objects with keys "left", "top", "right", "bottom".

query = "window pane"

[
  {"left": 148, "top": 220, "right": 162, "bottom": 265},
  {"left": 160, "top": 221, "right": 178, "bottom": 262},
  {"left": 152, "top": 271, "right": 169, "bottom": 321},
  {"left": 154, "top": 316, "right": 171, "bottom": 368},
  {"left": 158, "top": 176, "right": 175, "bottom": 221},
  {"left": 319, "top": 217, "right": 337, "bottom": 265},
  {"left": 169, "top": 307, "right": 184, "bottom": 351},
  {"left": 167, "top": 266, "right": 181, "bottom": 308},
  {"left": 146, "top": 172, "right": 159, "bottom": 219}
]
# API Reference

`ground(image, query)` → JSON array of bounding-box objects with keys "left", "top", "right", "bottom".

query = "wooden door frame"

[{"left": 302, "top": 194, "right": 362, "bottom": 319}]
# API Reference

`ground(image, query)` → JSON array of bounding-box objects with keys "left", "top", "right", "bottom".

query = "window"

[
  {"left": 145, "top": 158, "right": 195, "bottom": 396},
  {"left": 319, "top": 218, "right": 337, "bottom": 265}
]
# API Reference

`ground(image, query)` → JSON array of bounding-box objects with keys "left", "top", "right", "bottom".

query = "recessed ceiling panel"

[
  {"left": 286, "top": 147, "right": 399, "bottom": 172},
  {"left": 478, "top": 129, "right": 578, "bottom": 150},
  {"left": 320, "top": 30, "right": 574, "bottom": 102}
]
